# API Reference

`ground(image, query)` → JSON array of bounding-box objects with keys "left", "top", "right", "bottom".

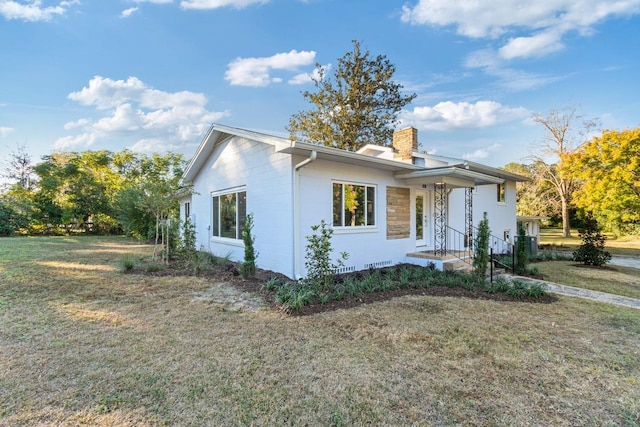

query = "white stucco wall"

[
  {"left": 189, "top": 135, "right": 295, "bottom": 277},
  {"left": 187, "top": 134, "right": 520, "bottom": 278},
  {"left": 447, "top": 181, "right": 518, "bottom": 243},
  {"left": 295, "top": 158, "right": 418, "bottom": 278}
]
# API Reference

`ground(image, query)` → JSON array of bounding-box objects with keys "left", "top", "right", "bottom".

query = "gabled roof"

[
  {"left": 181, "top": 124, "right": 528, "bottom": 187},
  {"left": 182, "top": 124, "right": 292, "bottom": 182}
]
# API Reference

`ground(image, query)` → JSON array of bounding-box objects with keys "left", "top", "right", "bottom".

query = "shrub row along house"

[{"left": 179, "top": 124, "right": 527, "bottom": 279}]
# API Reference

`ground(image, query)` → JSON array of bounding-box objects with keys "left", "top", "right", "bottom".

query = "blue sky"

[{"left": 1, "top": 0, "right": 639, "bottom": 171}]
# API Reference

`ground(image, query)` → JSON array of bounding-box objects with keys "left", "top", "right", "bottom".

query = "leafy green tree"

[
  {"left": 112, "top": 152, "right": 188, "bottom": 244},
  {"left": 288, "top": 40, "right": 416, "bottom": 151},
  {"left": 569, "top": 127, "right": 640, "bottom": 235},
  {"left": 530, "top": 107, "right": 597, "bottom": 237},
  {"left": 134, "top": 153, "right": 189, "bottom": 262},
  {"left": 502, "top": 161, "right": 560, "bottom": 218},
  {"left": 32, "top": 151, "right": 122, "bottom": 233}
]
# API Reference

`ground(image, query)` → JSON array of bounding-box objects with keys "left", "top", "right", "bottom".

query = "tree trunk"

[{"left": 561, "top": 197, "right": 571, "bottom": 238}]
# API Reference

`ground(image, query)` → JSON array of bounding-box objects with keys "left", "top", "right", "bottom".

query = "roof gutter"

[{"left": 293, "top": 150, "right": 317, "bottom": 280}]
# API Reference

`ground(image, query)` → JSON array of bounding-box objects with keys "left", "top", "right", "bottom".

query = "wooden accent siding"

[{"left": 386, "top": 186, "right": 410, "bottom": 239}]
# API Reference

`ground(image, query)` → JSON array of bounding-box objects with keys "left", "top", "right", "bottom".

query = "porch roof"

[{"left": 394, "top": 166, "right": 504, "bottom": 188}]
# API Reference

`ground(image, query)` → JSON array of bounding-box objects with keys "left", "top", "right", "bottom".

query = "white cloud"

[
  {"left": 120, "top": 7, "right": 139, "bottom": 18},
  {"left": 129, "top": 137, "right": 191, "bottom": 153},
  {"left": 180, "top": 0, "right": 268, "bottom": 10},
  {"left": 225, "top": 50, "right": 316, "bottom": 87},
  {"left": 63, "top": 118, "right": 91, "bottom": 130},
  {"left": 464, "top": 48, "right": 564, "bottom": 91},
  {"left": 463, "top": 143, "right": 501, "bottom": 161},
  {"left": 401, "top": 100, "right": 529, "bottom": 131},
  {"left": 54, "top": 132, "right": 97, "bottom": 150},
  {"left": 288, "top": 64, "right": 328, "bottom": 85},
  {"left": 499, "top": 30, "right": 565, "bottom": 59},
  {"left": 0, "top": 126, "right": 15, "bottom": 137},
  {"left": 56, "top": 76, "right": 229, "bottom": 151},
  {"left": 0, "top": 0, "right": 79, "bottom": 22},
  {"left": 401, "top": 0, "right": 640, "bottom": 59}
]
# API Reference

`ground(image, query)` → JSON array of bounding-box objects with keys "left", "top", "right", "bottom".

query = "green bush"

[
  {"left": 241, "top": 213, "right": 258, "bottom": 279},
  {"left": 304, "top": 220, "right": 348, "bottom": 293},
  {"left": 515, "top": 223, "right": 529, "bottom": 275},
  {"left": 473, "top": 212, "right": 490, "bottom": 279},
  {"left": 572, "top": 216, "right": 612, "bottom": 266}
]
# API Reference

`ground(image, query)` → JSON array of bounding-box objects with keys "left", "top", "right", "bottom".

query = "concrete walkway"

[{"left": 502, "top": 274, "right": 640, "bottom": 310}]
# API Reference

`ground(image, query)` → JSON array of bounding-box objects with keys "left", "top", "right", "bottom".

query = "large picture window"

[
  {"left": 333, "top": 182, "right": 375, "bottom": 227},
  {"left": 212, "top": 189, "right": 246, "bottom": 239}
]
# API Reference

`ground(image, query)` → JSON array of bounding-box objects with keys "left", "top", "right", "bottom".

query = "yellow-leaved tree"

[{"left": 569, "top": 127, "right": 640, "bottom": 235}]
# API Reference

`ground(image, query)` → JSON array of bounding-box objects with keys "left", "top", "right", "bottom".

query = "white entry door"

[{"left": 415, "top": 191, "right": 429, "bottom": 247}]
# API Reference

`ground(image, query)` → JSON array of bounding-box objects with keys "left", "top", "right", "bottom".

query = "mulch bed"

[{"left": 141, "top": 261, "right": 558, "bottom": 316}]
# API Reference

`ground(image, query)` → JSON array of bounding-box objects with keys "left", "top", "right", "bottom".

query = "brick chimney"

[{"left": 393, "top": 127, "right": 418, "bottom": 162}]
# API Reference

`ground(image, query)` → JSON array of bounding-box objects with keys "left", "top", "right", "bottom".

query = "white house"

[{"left": 180, "top": 124, "right": 528, "bottom": 279}]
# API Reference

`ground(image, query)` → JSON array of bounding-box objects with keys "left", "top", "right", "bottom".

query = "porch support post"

[
  {"left": 465, "top": 187, "right": 473, "bottom": 248},
  {"left": 434, "top": 183, "right": 447, "bottom": 256}
]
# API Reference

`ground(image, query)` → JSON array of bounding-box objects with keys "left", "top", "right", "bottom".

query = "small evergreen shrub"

[
  {"left": 241, "top": 213, "right": 258, "bottom": 279},
  {"left": 473, "top": 212, "right": 490, "bottom": 280},
  {"left": 572, "top": 216, "right": 612, "bottom": 266},
  {"left": 515, "top": 222, "right": 529, "bottom": 275}
]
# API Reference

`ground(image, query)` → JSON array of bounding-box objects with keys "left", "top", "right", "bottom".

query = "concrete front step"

[{"left": 443, "top": 259, "right": 473, "bottom": 273}]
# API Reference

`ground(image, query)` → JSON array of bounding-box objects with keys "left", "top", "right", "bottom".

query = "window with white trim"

[
  {"left": 212, "top": 188, "right": 246, "bottom": 239},
  {"left": 184, "top": 202, "right": 190, "bottom": 221},
  {"left": 332, "top": 182, "right": 375, "bottom": 227},
  {"left": 497, "top": 183, "right": 506, "bottom": 203}
]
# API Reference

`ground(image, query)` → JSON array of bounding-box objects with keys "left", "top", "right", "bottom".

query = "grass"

[
  {"left": 540, "top": 228, "right": 640, "bottom": 257},
  {"left": 536, "top": 228, "right": 640, "bottom": 299},
  {"left": 534, "top": 261, "right": 640, "bottom": 300},
  {"left": 2, "top": 236, "right": 640, "bottom": 425}
]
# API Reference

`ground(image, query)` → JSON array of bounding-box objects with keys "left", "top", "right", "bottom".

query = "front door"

[{"left": 415, "top": 191, "right": 429, "bottom": 247}]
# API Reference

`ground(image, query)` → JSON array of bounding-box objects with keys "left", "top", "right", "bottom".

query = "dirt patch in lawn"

[{"left": 137, "top": 262, "right": 558, "bottom": 316}]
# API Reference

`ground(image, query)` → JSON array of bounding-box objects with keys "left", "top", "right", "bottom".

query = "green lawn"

[
  {"left": 1, "top": 236, "right": 640, "bottom": 426},
  {"left": 540, "top": 228, "right": 640, "bottom": 257},
  {"left": 534, "top": 261, "right": 640, "bottom": 299}
]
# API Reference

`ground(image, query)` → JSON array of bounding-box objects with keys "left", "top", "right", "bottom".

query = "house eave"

[
  {"left": 277, "top": 141, "right": 422, "bottom": 172},
  {"left": 394, "top": 166, "right": 504, "bottom": 187}
]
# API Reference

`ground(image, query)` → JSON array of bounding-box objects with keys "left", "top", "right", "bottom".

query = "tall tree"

[
  {"left": 33, "top": 151, "right": 121, "bottom": 233},
  {"left": 502, "top": 162, "right": 559, "bottom": 218},
  {"left": 2, "top": 143, "right": 34, "bottom": 190},
  {"left": 530, "top": 107, "right": 597, "bottom": 237},
  {"left": 569, "top": 127, "right": 640, "bottom": 235},
  {"left": 288, "top": 40, "right": 416, "bottom": 151}
]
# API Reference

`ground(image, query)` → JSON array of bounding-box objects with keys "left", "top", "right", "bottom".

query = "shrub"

[
  {"left": 275, "top": 283, "right": 315, "bottom": 311},
  {"left": 573, "top": 216, "right": 612, "bottom": 266},
  {"left": 304, "top": 220, "right": 348, "bottom": 292},
  {"left": 119, "top": 254, "right": 136, "bottom": 272},
  {"left": 178, "top": 219, "right": 198, "bottom": 267},
  {"left": 515, "top": 222, "right": 529, "bottom": 275},
  {"left": 263, "top": 277, "right": 282, "bottom": 292},
  {"left": 473, "top": 212, "right": 490, "bottom": 280},
  {"left": 241, "top": 213, "right": 258, "bottom": 279}
]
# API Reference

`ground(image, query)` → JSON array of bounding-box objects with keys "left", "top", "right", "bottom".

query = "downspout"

[{"left": 293, "top": 150, "right": 317, "bottom": 279}]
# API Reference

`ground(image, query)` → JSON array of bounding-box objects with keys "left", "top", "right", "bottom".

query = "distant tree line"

[
  {"left": 0, "top": 146, "right": 188, "bottom": 239},
  {"left": 504, "top": 113, "right": 639, "bottom": 236}
]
